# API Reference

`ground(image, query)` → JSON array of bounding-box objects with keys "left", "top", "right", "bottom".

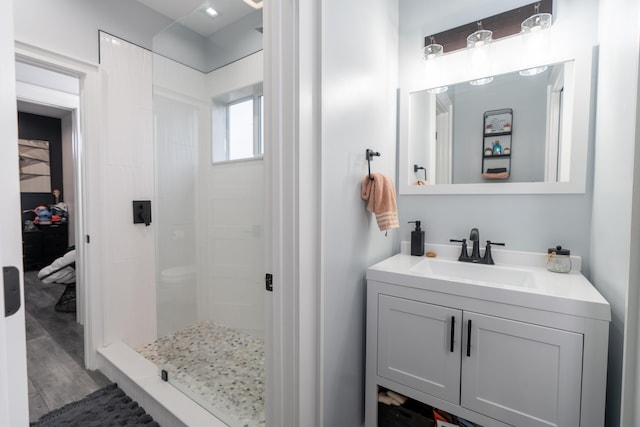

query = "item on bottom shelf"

[
  {"left": 378, "top": 402, "right": 435, "bottom": 427},
  {"left": 433, "top": 409, "right": 454, "bottom": 424},
  {"left": 378, "top": 391, "right": 401, "bottom": 406},
  {"left": 386, "top": 390, "right": 408, "bottom": 405},
  {"left": 482, "top": 167, "right": 509, "bottom": 180},
  {"left": 456, "top": 417, "right": 476, "bottom": 427}
]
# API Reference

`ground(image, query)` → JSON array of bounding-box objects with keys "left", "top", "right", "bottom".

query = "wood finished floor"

[{"left": 24, "top": 271, "right": 111, "bottom": 422}]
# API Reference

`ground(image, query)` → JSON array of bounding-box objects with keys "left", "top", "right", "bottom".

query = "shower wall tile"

[
  {"left": 197, "top": 51, "right": 265, "bottom": 332},
  {"left": 99, "top": 32, "right": 157, "bottom": 349},
  {"left": 206, "top": 50, "right": 263, "bottom": 98},
  {"left": 153, "top": 54, "right": 207, "bottom": 101}
]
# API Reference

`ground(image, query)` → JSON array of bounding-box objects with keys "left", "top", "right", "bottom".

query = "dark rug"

[{"left": 31, "top": 383, "right": 160, "bottom": 427}]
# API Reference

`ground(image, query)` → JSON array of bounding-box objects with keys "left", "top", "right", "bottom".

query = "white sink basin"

[
  {"left": 367, "top": 251, "right": 611, "bottom": 322},
  {"left": 409, "top": 258, "right": 535, "bottom": 288}
]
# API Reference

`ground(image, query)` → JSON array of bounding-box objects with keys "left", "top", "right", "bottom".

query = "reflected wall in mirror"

[{"left": 409, "top": 61, "right": 569, "bottom": 186}]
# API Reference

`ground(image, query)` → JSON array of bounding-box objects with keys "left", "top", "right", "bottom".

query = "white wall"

[
  {"left": 98, "top": 33, "right": 157, "bottom": 348},
  {"left": 320, "top": 0, "right": 399, "bottom": 425},
  {"left": 591, "top": 0, "right": 640, "bottom": 425},
  {"left": 13, "top": 0, "right": 170, "bottom": 64}
]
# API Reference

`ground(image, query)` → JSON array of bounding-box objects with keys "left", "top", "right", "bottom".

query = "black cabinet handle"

[
  {"left": 450, "top": 316, "right": 455, "bottom": 352},
  {"left": 467, "top": 319, "right": 472, "bottom": 357}
]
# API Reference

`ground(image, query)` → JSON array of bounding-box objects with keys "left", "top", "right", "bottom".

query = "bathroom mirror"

[
  {"left": 398, "top": 39, "right": 594, "bottom": 195},
  {"left": 409, "top": 61, "right": 568, "bottom": 186}
]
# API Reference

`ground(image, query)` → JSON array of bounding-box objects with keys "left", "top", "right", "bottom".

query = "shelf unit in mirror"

[{"left": 482, "top": 108, "right": 512, "bottom": 180}]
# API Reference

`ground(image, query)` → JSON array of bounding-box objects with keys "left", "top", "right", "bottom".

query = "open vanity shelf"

[{"left": 482, "top": 108, "right": 512, "bottom": 180}]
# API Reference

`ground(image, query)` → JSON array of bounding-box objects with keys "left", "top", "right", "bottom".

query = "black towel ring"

[
  {"left": 366, "top": 149, "right": 381, "bottom": 180},
  {"left": 414, "top": 164, "right": 427, "bottom": 181}
]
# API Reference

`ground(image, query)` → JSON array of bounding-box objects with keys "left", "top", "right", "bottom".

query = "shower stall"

[{"left": 135, "top": 3, "right": 266, "bottom": 426}]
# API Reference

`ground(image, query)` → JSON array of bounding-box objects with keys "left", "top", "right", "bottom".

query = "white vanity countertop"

[{"left": 367, "top": 249, "right": 611, "bottom": 322}]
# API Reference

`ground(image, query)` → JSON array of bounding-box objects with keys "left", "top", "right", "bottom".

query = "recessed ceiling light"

[
  {"left": 242, "top": 0, "right": 264, "bottom": 9},
  {"left": 202, "top": 7, "right": 219, "bottom": 18}
]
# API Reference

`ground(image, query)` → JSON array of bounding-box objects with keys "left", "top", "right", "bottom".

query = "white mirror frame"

[{"left": 399, "top": 29, "right": 594, "bottom": 195}]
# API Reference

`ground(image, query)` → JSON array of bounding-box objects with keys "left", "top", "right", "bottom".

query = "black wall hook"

[{"left": 366, "top": 149, "right": 381, "bottom": 180}]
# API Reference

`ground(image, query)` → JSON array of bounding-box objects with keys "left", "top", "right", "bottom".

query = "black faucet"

[
  {"left": 482, "top": 240, "right": 505, "bottom": 265},
  {"left": 451, "top": 229, "right": 505, "bottom": 264},
  {"left": 469, "top": 228, "right": 481, "bottom": 262},
  {"left": 449, "top": 238, "right": 469, "bottom": 261}
]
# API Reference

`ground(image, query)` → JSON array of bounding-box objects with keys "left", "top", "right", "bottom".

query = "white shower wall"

[
  {"left": 153, "top": 51, "right": 265, "bottom": 336},
  {"left": 98, "top": 33, "right": 157, "bottom": 348},
  {"left": 201, "top": 52, "right": 265, "bottom": 336}
]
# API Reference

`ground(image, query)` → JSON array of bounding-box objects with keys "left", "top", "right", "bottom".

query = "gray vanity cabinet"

[
  {"left": 377, "top": 295, "right": 462, "bottom": 404},
  {"left": 461, "top": 312, "right": 583, "bottom": 427},
  {"left": 368, "top": 284, "right": 588, "bottom": 427}
]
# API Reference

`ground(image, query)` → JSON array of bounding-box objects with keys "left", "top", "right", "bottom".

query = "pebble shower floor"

[{"left": 137, "top": 321, "right": 265, "bottom": 426}]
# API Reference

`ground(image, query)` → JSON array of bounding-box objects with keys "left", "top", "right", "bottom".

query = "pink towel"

[{"left": 361, "top": 173, "right": 399, "bottom": 231}]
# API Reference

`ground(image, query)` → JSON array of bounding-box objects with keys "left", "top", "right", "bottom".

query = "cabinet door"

[
  {"left": 461, "top": 312, "right": 583, "bottom": 427},
  {"left": 378, "top": 295, "right": 461, "bottom": 404}
]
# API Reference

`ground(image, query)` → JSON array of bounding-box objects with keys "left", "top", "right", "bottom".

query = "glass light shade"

[
  {"left": 469, "top": 77, "right": 494, "bottom": 86},
  {"left": 467, "top": 29, "right": 492, "bottom": 48},
  {"left": 521, "top": 13, "right": 552, "bottom": 33},
  {"left": 427, "top": 86, "right": 448, "bottom": 94},
  {"left": 519, "top": 66, "right": 548, "bottom": 76},
  {"left": 423, "top": 43, "right": 443, "bottom": 60}
]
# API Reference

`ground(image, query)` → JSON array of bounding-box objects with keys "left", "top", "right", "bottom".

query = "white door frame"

[
  {"left": 0, "top": 0, "right": 29, "bottom": 423},
  {"left": 14, "top": 42, "right": 103, "bottom": 371},
  {"left": 265, "top": 0, "right": 321, "bottom": 425}
]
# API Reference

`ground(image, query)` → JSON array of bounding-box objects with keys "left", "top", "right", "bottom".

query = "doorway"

[{"left": 14, "top": 61, "right": 104, "bottom": 421}]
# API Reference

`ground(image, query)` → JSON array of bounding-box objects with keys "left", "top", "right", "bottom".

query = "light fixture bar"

[{"left": 423, "top": 0, "right": 552, "bottom": 55}]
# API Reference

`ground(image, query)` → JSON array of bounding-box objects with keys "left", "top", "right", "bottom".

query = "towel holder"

[
  {"left": 414, "top": 164, "right": 427, "bottom": 181},
  {"left": 366, "top": 149, "right": 381, "bottom": 180}
]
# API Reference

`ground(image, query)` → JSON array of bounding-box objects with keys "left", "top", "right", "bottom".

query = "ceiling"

[{"left": 135, "top": 0, "right": 257, "bottom": 38}]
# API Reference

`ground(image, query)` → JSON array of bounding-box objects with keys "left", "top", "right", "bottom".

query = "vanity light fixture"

[
  {"left": 467, "top": 21, "right": 492, "bottom": 48},
  {"left": 470, "top": 77, "right": 494, "bottom": 86},
  {"left": 427, "top": 86, "right": 448, "bottom": 94},
  {"left": 521, "top": 3, "right": 552, "bottom": 33},
  {"left": 519, "top": 65, "right": 548, "bottom": 76},
  {"left": 423, "top": 1, "right": 552, "bottom": 57},
  {"left": 202, "top": 6, "right": 219, "bottom": 18},
  {"left": 423, "top": 37, "right": 444, "bottom": 60}
]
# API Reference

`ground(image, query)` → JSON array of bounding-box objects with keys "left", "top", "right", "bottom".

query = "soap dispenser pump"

[{"left": 408, "top": 221, "right": 425, "bottom": 256}]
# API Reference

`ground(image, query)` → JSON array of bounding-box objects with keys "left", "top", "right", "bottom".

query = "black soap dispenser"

[{"left": 408, "top": 221, "right": 425, "bottom": 256}]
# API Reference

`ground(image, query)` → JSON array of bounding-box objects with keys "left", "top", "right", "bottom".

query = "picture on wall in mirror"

[{"left": 18, "top": 138, "right": 51, "bottom": 192}]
